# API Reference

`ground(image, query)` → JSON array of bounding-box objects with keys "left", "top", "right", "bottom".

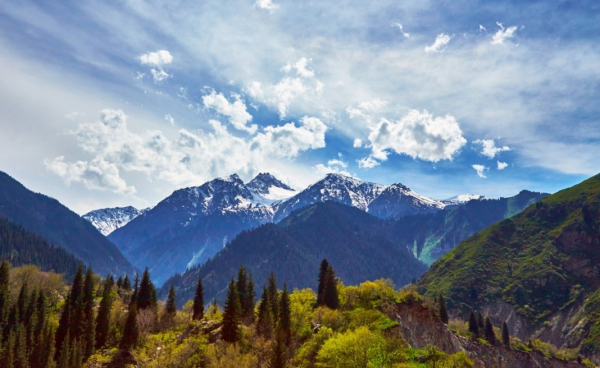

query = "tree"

[
  {"left": 257, "top": 286, "right": 274, "bottom": 339},
  {"left": 502, "top": 321, "right": 510, "bottom": 348},
  {"left": 317, "top": 259, "right": 329, "bottom": 307},
  {"left": 278, "top": 284, "right": 291, "bottom": 345},
  {"left": 120, "top": 303, "right": 139, "bottom": 350},
  {"left": 269, "top": 329, "right": 288, "bottom": 368},
  {"left": 192, "top": 276, "right": 204, "bottom": 321},
  {"left": 438, "top": 295, "right": 448, "bottom": 324},
  {"left": 236, "top": 265, "right": 248, "bottom": 313},
  {"left": 244, "top": 274, "right": 256, "bottom": 322},
  {"left": 477, "top": 312, "right": 485, "bottom": 333},
  {"left": 95, "top": 276, "right": 114, "bottom": 349},
  {"left": 468, "top": 312, "right": 479, "bottom": 339},
  {"left": 82, "top": 267, "right": 96, "bottom": 359},
  {"left": 121, "top": 275, "right": 131, "bottom": 291},
  {"left": 267, "top": 271, "right": 279, "bottom": 319},
  {"left": 323, "top": 266, "right": 339, "bottom": 310},
  {"left": 55, "top": 295, "right": 71, "bottom": 360},
  {"left": 137, "top": 268, "right": 156, "bottom": 310},
  {"left": 484, "top": 316, "right": 496, "bottom": 345},
  {"left": 164, "top": 285, "right": 177, "bottom": 322},
  {"left": 222, "top": 279, "right": 241, "bottom": 343},
  {"left": 0, "top": 261, "right": 10, "bottom": 326}
]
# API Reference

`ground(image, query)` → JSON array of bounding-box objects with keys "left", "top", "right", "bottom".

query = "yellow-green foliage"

[{"left": 290, "top": 288, "right": 317, "bottom": 340}]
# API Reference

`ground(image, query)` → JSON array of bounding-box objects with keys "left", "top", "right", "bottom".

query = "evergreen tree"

[
  {"left": 33, "top": 290, "right": 46, "bottom": 342},
  {"left": 95, "top": 276, "right": 114, "bottom": 350},
  {"left": 116, "top": 276, "right": 123, "bottom": 289},
  {"left": 137, "top": 268, "right": 156, "bottom": 310},
  {"left": 236, "top": 265, "right": 248, "bottom": 313},
  {"left": 438, "top": 294, "right": 448, "bottom": 324},
  {"left": 164, "top": 285, "right": 177, "bottom": 322},
  {"left": 122, "top": 275, "right": 131, "bottom": 291},
  {"left": 278, "top": 284, "right": 291, "bottom": 345},
  {"left": 57, "top": 333, "right": 70, "bottom": 368},
  {"left": 16, "top": 281, "right": 28, "bottom": 324},
  {"left": 82, "top": 267, "right": 96, "bottom": 359},
  {"left": 245, "top": 274, "right": 256, "bottom": 321},
  {"left": 0, "top": 261, "right": 10, "bottom": 327},
  {"left": 68, "top": 266, "right": 85, "bottom": 341},
  {"left": 120, "top": 303, "right": 139, "bottom": 350},
  {"left": 484, "top": 316, "right": 496, "bottom": 345},
  {"left": 316, "top": 259, "right": 329, "bottom": 307},
  {"left": 502, "top": 321, "right": 510, "bottom": 348},
  {"left": 267, "top": 271, "right": 279, "bottom": 319},
  {"left": 70, "top": 338, "right": 83, "bottom": 368},
  {"left": 192, "top": 276, "right": 204, "bottom": 321},
  {"left": 477, "top": 312, "right": 485, "bottom": 332},
  {"left": 54, "top": 295, "right": 70, "bottom": 360},
  {"left": 14, "top": 324, "right": 28, "bottom": 368},
  {"left": 268, "top": 329, "right": 288, "bottom": 368},
  {"left": 129, "top": 274, "right": 139, "bottom": 307},
  {"left": 221, "top": 279, "right": 241, "bottom": 343},
  {"left": 257, "top": 286, "right": 274, "bottom": 339},
  {"left": 468, "top": 311, "right": 479, "bottom": 338},
  {"left": 6, "top": 329, "right": 16, "bottom": 368},
  {"left": 323, "top": 266, "right": 339, "bottom": 310}
]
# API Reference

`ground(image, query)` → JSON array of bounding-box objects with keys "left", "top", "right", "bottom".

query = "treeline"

[{"left": 0, "top": 217, "right": 80, "bottom": 279}]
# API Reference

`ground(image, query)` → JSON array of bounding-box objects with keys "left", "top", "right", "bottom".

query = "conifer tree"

[
  {"left": 245, "top": 274, "right": 256, "bottom": 321},
  {"left": 116, "top": 276, "right": 123, "bottom": 289},
  {"left": 477, "top": 312, "right": 485, "bottom": 332},
  {"left": 70, "top": 338, "right": 83, "bottom": 368},
  {"left": 236, "top": 265, "right": 248, "bottom": 312},
  {"left": 82, "top": 267, "right": 96, "bottom": 359},
  {"left": 16, "top": 281, "right": 28, "bottom": 324},
  {"left": 137, "top": 268, "right": 156, "bottom": 310},
  {"left": 267, "top": 271, "right": 279, "bottom": 319},
  {"left": 438, "top": 294, "right": 448, "bottom": 324},
  {"left": 323, "top": 266, "right": 339, "bottom": 310},
  {"left": 269, "top": 329, "right": 288, "bottom": 368},
  {"left": 120, "top": 303, "right": 139, "bottom": 350},
  {"left": 278, "top": 284, "right": 291, "bottom": 345},
  {"left": 0, "top": 261, "right": 10, "bottom": 326},
  {"left": 33, "top": 290, "right": 46, "bottom": 342},
  {"left": 54, "top": 295, "right": 71, "bottom": 360},
  {"left": 130, "top": 274, "right": 139, "bottom": 307},
  {"left": 484, "top": 316, "right": 496, "bottom": 345},
  {"left": 192, "top": 276, "right": 204, "bottom": 321},
  {"left": 316, "top": 259, "right": 329, "bottom": 307},
  {"left": 95, "top": 276, "right": 114, "bottom": 350},
  {"left": 468, "top": 311, "right": 479, "bottom": 338},
  {"left": 57, "top": 333, "right": 70, "bottom": 368},
  {"left": 6, "top": 329, "right": 16, "bottom": 368},
  {"left": 68, "top": 266, "right": 85, "bottom": 341},
  {"left": 122, "top": 275, "right": 131, "bottom": 291},
  {"left": 164, "top": 285, "right": 177, "bottom": 322},
  {"left": 222, "top": 279, "right": 241, "bottom": 343},
  {"left": 502, "top": 321, "right": 510, "bottom": 348},
  {"left": 257, "top": 286, "right": 274, "bottom": 339},
  {"left": 14, "top": 324, "right": 28, "bottom": 368}
]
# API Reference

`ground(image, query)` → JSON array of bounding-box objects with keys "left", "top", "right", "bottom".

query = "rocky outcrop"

[{"left": 391, "top": 302, "right": 584, "bottom": 368}]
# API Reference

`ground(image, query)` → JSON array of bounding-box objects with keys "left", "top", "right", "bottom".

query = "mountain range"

[{"left": 82, "top": 206, "right": 150, "bottom": 236}]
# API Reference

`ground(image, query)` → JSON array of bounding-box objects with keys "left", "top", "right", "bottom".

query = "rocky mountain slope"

[
  {"left": 82, "top": 206, "right": 149, "bottom": 236},
  {"left": 161, "top": 201, "right": 428, "bottom": 306},
  {"left": 0, "top": 171, "right": 135, "bottom": 276},
  {"left": 418, "top": 172, "right": 600, "bottom": 358}
]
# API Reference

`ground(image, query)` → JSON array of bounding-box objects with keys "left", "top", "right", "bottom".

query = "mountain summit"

[{"left": 83, "top": 206, "right": 149, "bottom": 236}]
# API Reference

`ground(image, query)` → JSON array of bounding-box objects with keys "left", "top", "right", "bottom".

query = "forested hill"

[
  {"left": 0, "top": 216, "right": 80, "bottom": 278},
  {"left": 0, "top": 171, "right": 135, "bottom": 276},
  {"left": 162, "top": 201, "right": 428, "bottom": 305}
]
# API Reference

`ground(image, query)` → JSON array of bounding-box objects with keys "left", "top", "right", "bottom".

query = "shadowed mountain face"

[
  {"left": 418, "top": 173, "right": 600, "bottom": 356},
  {"left": 0, "top": 171, "right": 135, "bottom": 276},
  {"left": 160, "top": 201, "right": 428, "bottom": 306}
]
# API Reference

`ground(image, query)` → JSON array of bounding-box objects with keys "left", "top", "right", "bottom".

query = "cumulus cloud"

[
  {"left": 474, "top": 139, "right": 510, "bottom": 158},
  {"left": 282, "top": 57, "right": 315, "bottom": 78},
  {"left": 254, "top": 0, "right": 279, "bottom": 11},
  {"left": 362, "top": 110, "right": 466, "bottom": 167},
  {"left": 45, "top": 109, "right": 328, "bottom": 193},
  {"left": 358, "top": 99, "right": 387, "bottom": 111},
  {"left": 491, "top": 23, "right": 518, "bottom": 45},
  {"left": 353, "top": 138, "right": 362, "bottom": 148},
  {"left": 497, "top": 161, "right": 508, "bottom": 170},
  {"left": 472, "top": 164, "right": 488, "bottom": 178},
  {"left": 392, "top": 23, "right": 410, "bottom": 38},
  {"left": 202, "top": 91, "right": 256, "bottom": 133},
  {"left": 140, "top": 50, "right": 173, "bottom": 83},
  {"left": 425, "top": 33, "right": 451, "bottom": 53},
  {"left": 315, "top": 155, "right": 352, "bottom": 177},
  {"left": 165, "top": 114, "right": 175, "bottom": 126},
  {"left": 357, "top": 156, "right": 380, "bottom": 169}
]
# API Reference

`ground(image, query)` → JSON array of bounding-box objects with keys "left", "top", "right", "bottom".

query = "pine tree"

[
  {"left": 54, "top": 295, "right": 71, "bottom": 360},
  {"left": 14, "top": 324, "right": 28, "bottom": 368},
  {"left": 95, "top": 276, "right": 114, "bottom": 350},
  {"left": 323, "top": 266, "right": 339, "bottom": 310},
  {"left": 267, "top": 271, "right": 279, "bottom": 319},
  {"left": 68, "top": 266, "right": 85, "bottom": 341},
  {"left": 129, "top": 274, "right": 139, "bottom": 307},
  {"left": 137, "top": 268, "right": 156, "bottom": 310},
  {"left": 257, "top": 286, "right": 274, "bottom": 339},
  {"left": 33, "top": 290, "right": 46, "bottom": 343},
  {"left": 70, "top": 338, "right": 83, "bottom": 368},
  {"left": 6, "top": 329, "right": 16, "bottom": 368},
  {"left": 82, "top": 267, "right": 96, "bottom": 359},
  {"left": 268, "top": 329, "right": 288, "bottom": 368},
  {"left": 278, "top": 284, "right": 291, "bottom": 345},
  {"left": 468, "top": 311, "right": 479, "bottom": 338},
  {"left": 164, "top": 285, "right": 177, "bottom": 322},
  {"left": 502, "top": 321, "right": 510, "bottom": 348},
  {"left": 438, "top": 294, "right": 448, "bottom": 324},
  {"left": 122, "top": 275, "right": 131, "bottom": 291},
  {"left": 116, "top": 276, "right": 123, "bottom": 289},
  {"left": 316, "top": 259, "right": 329, "bottom": 307},
  {"left": 120, "top": 303, "right": 139, "bottom": 350},
  {"left": 477, "top": 312, "right": 485, "bottom": 333},
  {"left": 236, "top": 265, "right": 248, "bottom": 314},
  {"left": 192, "top": 276, "right": 204, "bottom": 321},
  {"left": 245, "top": 274, "right": 256, "bottom": 322},
  {"left": 57, "top": 333, "right": 70, "bottom": 368},
  {"left": 484, "top": 316, "right": 496, "bottom": 345},
  {"left": 16, "top": 281, "right": 28, "bottom": 324},
  {"left": 222, "top": 279, "right": 241, "bottom": 343},
  {"left": 0, "top": 261, "right": 10, "bottom": 326}
]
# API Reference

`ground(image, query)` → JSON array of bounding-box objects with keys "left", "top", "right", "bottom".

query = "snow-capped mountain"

[
  {"left": 247, "top": 173, "right": 295, "bottom": 205},
  {"left": 367, "top": 183, "right": 447, "bottom": 219},
  {"left": 83, "top": 206, "right": 150, "bottom": 236},
  {"left": 273, "top": 173, "right": 385, "bottom": 221},
  {"left": 442, "top": 194, "right": 485, "bottom": 204}
]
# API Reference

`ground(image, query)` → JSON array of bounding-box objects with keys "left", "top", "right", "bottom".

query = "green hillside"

[{"left": 419, "top": 173, "right": 600, "bottom": 354}]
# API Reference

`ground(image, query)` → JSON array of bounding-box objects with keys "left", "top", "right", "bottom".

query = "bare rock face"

[{"left": 391, "top": 302, "right": 584, "bottom": 368}]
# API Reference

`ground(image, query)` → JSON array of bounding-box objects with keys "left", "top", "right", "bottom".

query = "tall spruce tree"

[
  {"left": 82, "top": 267, "right": 96, "bottom": 359},
  {"left": 257, "top": 286, "right": 274, "bottom": 339},
  {"left": 244, "top": 274, "right": 256, "bottom": 322},
  {"left": 323, "top": 266, "right": 339, "bottom": 310},
  {"left": 54, "top": 295, "right": 71, "bottom": 360},
  {"left": 267, "top": 271, "right": 279, "bottom": 320},
  {"left": 316, "top": 259, "right": 329, "bottom": 307},
  {"left": 269, "top": 329, "right": 288, "bottom": 368},
  {"left": 468, "top": 311, "right": 479, "bottom": 339},
  {"left": 137, "top": 268, "right": 156, "bottom": 310},
  {"left": 438, "top": 294, "right": 448, "bottom": 324},
  {"left": 222, "top": 279, "right": 241, "bottom": 343},
  {"left": 0, "top": 261, "right": 10, "bottom": 327},
  {"left": 164, "top": 285, "right": 177, "bottom": 322},
  {"left": 278, "top": 284, "right": 291, "bottom": 345},
  {"left": 120, "top": 303, "right": 139, "bottom": 350},
  {"left": 236, "top": 265, "right": 248, "bottom": 313},
  {"left": 484, "top": 316, "right": 496, "bottom": 345},
  {"left": 502, "top": 321, "right": 510, "bottom": 348},
  {"left": 192, "top": 276, "right": 204, "bottom": 321},
  {"left": 95, "top": 276, "right": 114, "bottom": 350},
  {"left": 122, "top": 275, "right": 131, "bottom": 291},
  {"left": 477, "top": 312, "right": 485, "bottom": 333}
]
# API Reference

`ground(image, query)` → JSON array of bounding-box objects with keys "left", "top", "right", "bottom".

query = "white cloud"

[
  {"left": 425, "top": 33, "right": 451, "bottom": 53},
  {"left": 315, "top": 155, "right": 352, "bottom": 177},
  {"left": 472, "top": 164, "right": 488, "bottom": 178},
  {"left": 479, "top": 25, "right": 487, "bottom": 32},
  {"left": 254, "top": 0, "right": 279, "bottom": 11},
  {"left": 491, "top": 23, "right": 518, "bottom": 45},
  {"left": 251, "top": 116, "right": 328, "bottom": 157},
  {"left": 165, "top": 114, "right": 175, "bottom": 126},
  {"left": 282, "top": 57, "right": 315, "bottom": 78},
  {"left": 140, "top": 50, "right": 173, "bottom": 83},
  {"left": 358, "top": 99, "right": 387, "bottom": 111},
  {"left": 365, "top": 110, "right": 466, "bottom": 165},
  {"left": 497, "top": 161, "right": 508, "bottom": 170},
  {"left": 474, "top": 139, "right": 510, "bottom": 158},
  {"left": 202, "top": 91, "right": 256, "bottom": 133},
  {"left": 353, "top": 138, "right": 362, "bottom": 148},
  {"left": 357, "top": 156, "right": 380, "bottom": 169},
  {"left": 392, "top": 23, "right": 410, "bottom": 38}
]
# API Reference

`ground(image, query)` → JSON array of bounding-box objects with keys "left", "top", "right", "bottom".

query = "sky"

[{"left": 0, "top": 0, "right": 599, "bottom": 214}]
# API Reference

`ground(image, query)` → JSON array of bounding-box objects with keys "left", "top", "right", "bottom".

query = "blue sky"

[{"left": 0, "top": 0, "right": 598, "bottom": 213}]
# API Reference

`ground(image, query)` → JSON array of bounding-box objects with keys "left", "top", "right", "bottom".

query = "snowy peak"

[
  {"left": 83, "top": 206, "right": 149, "bottom": 236},
  {"left": 443, "top": 194, "right": 485, "bottom": 204},
  {"left": 247, "top": 173, "right": 293, "bottom": 194},
  {"left": 367, "top": 182, "right": 445, "bottom": 219}
]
